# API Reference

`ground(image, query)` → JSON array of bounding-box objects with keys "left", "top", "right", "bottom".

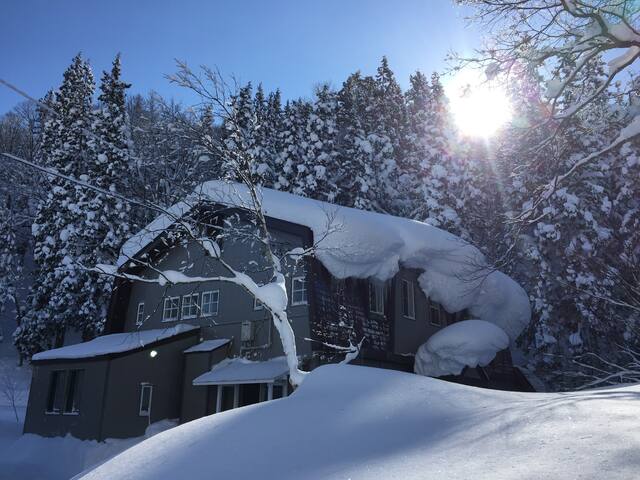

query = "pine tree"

[
  {"left": 15, "top": 54, "right": 96, "bottom": 356},
  {"left": 406, "top": 72, "right": 463, "bottom": 233},
  {"left": 274, "top": 99, "right": 310, "bottom": 192},
  {"left": 72, "top": 54, "right": 133, "bottom": 339},
  {"left": 335, "top": 72, "right": 379, "bottom": 210},
  {"left": 294, "top": 84, "right": 339, "bottom": 201}
]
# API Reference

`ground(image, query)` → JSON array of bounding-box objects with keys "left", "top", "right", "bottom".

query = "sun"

[{"left": 445, "top": 69, "right": 512, "bottom": 138}]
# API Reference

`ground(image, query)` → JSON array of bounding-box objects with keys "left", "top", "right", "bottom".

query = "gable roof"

[
  {"left": 117, "top": 181, "right": 531, "bottom": 342},
  {"left": 32, "top": 324, "right": 198, "bottom": 362}
]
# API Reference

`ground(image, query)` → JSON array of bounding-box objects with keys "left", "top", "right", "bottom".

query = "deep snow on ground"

[
  {"left": 0, "top": 406, "right": 176, "bottom": 480},
  {"left": 80, "top": 364, "right": 640, "bottom": 480}
]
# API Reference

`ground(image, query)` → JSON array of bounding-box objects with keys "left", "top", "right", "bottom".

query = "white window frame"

[
  {"left": 401, "top": 279, "right": 415, "bottom": 319},
  {"left": 181, "top": 293, "right": 199, "bottom": 319},
  {"left": 201, "top": 290, "right": 220, "bottom": 317},
  {"left": 291, "top": 276, "right": 308, "bottom": 306},
  {"left": 162, "top": 296, "right": 180, "bottom": 322},
  {"left": 139, "top": 383, "right": 153, "bottom": 417},
  {"left": 135, "top": 302, "right": 145, "bottom": 326},
  {"left": 369, "top": 281, "right": 385, "bottom": 315}
]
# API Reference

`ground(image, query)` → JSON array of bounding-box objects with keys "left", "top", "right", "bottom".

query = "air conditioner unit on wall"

[{"left": 241, "top": 321, "right": 255, "bottom": 343}]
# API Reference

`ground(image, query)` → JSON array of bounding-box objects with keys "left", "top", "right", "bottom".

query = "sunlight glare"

[{"left": 446, "top": 69, "right": 512, "bottom": 138}]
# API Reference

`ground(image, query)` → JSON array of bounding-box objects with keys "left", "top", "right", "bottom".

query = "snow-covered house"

[{"left": 23, "top": 181, "right": 532, "bottom": 440}]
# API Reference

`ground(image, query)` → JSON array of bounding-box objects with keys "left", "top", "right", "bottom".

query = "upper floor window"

[
  {"left": 369, "top": 280, "right": 385, "bottom": 315},
  {"left": 291, "top": 276, "right": 308, "bottom": 306},
  {"left": 253, "top": 297, "right": 264, "bottom": 310},
  {"left": 181, "top": 293, "right": 199, "bottom": 319},
  {"left": 201, "top": 290, "right": 220, "bottom": 316},
  {"left": 163, "top": 296, "right": 180, "bottom": 322},
  {"left": 401, "top": 280, "right": 415, "bottom": 319},
  {"left": 136, "top": 302, "right": 145, "bottom": 326},
  {"left": 428, "top": 300, "right": 445, "bottom": 326}
]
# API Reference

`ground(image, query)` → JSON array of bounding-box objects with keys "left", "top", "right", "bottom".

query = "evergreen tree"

[
  {"left": 295, "top": 84, "right": 339, "bottom": 201},
  {"left": 73, "top": 54, "right": 133, "bottom": 339},
  {"left": 15, "top": 54, "right": 95, "bottom": 356},
  {"left": 274, "top": 99, "right": 310, "bottom": 192}
]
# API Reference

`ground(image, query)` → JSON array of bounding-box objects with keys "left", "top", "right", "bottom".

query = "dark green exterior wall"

[
  {"left": 24, "top": 329, "right": 199, "bottom": 441},
  {"left": 23, "top": 359, "right": 109, "bottom": 440},
  {"left": 180, "top": 346, "right": 230, "bottom": 423}
]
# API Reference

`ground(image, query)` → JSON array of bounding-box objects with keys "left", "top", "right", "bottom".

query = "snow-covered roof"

[
  {"left": 118, "top": 180, "right": 531, "bottom": 341},
  {"left": 193, "top": 356, "right": 289, "bottom": 385},
  {"left": 32, "top": 324, "right": 198, "bottom": 361},
  {"left": 183, "top": 338, "right": 231, "bottom": 354},
  {"left": 414, "top": 319, "right": 510, "bottom": 377}
]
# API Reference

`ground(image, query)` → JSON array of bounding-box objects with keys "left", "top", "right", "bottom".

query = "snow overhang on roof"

[
  {"left": 118, "top": 180, "right": 532, "bottom": 342},
  {"left": 32, "top": 324, "right": 199, "bottom": 362},
  {"left": 193, "top": 356, "right": 289, "bottom": 385},
  {"left": 184, "top": 338, "right": 231, "bottom": 354}
]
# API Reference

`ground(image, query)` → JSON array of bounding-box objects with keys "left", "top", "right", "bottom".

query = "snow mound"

[
  {"left": 32, "top": 324, "right": 197, "bottom": 361},
  {"left": 79, "top": 364, "right": 640, "bottom": 480},
  {"left": 414, "top": 319, "right": 509, "bottom": 377},
  {"left": 118, "top": 181, "right": 531, "bottom": 341}
]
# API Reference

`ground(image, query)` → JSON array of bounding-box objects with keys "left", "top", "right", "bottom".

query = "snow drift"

[
  {"left": 118, "top": 181, "right": 531, "bottom": 341},
  {"left": 414, "top": 319, "right": 509, "bottom": 377},
  {"left": 78, "top": 364, "right": 640, "bottom": 480}
]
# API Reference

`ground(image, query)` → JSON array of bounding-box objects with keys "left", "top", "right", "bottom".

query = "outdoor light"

[{"left": 149, "top": 350, "right": 158, "bottom": 358}]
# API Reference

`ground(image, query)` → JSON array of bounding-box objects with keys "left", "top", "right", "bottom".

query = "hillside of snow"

[{"left": 79, "top": 364, "right": 640, "bottom": 480}]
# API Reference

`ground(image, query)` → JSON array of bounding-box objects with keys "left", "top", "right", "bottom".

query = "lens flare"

[{"left": 446, "top": 69, "right": 512, "bottom": 138}]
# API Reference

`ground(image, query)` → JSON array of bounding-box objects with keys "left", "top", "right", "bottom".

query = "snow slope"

[
  {"left": 118, "top": 181, "right": 531, "bottom": 341},
  {"left": 80, "top": 364, "right": 640, "bottom": 480}
]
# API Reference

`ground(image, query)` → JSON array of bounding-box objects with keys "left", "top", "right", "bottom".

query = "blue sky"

[{"left": 0, "top": 0, "right": 480, "bottom": 113}]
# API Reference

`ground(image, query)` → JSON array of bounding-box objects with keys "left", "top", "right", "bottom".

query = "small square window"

[
  {"left": 139, "top": 383, "right": 153, "bottom": 416},
  {"left": 136, "top": 303, "right": 145, "bottom": 326},
  {"left": 181, "top": 293, "right": 199, "bottom": 319},
  {"left": 162, "top": 297, "right": 180, "bottom": 322},
  {"left": 369, "top": 281, "right": 385, "bottom": 315},
  {"left": 201, "top": 290, "right": 220, "bottom": 316},
  {"left": 291, "top": 276, "right": 308, "bottom": 306}
]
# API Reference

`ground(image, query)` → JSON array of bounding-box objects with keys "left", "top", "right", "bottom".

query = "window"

[
  {"left": 162, "top": 296, "right": 180, "bottom": 322},
  {"left": 369, "top": 281, "right": 385, "bottom": 315},
  {"left": 253, "top": 297, "right": 264, "bottom": 310},
  {"left": 401, "top": 280, "right": 415, "bottom": 319},
  {"left": 46, "top": 370, "right": 67, "bottom": 414},
  {"left": 46, "top": 369, "right": 84, "bottom": 415},
  {"left": 291, "top": 276, "right": 308, "bottom": 306},
  {"left": 429, "top": 300, "right": 444, "bottom": 326},
  {"left": 139, "top": 383, "right": 153, "bottom": 416},
  {"left": 181, "top": 293, "right": 199, "bottom": 319},
  {"left": 201, "top": 290, "right": 220, "bottom": 316},
  {"left": 136, "top": 303, "right": 145, "bottom": 326},
  {"left": 63, "top": 370, "right": 83, "bottom": 414}
]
